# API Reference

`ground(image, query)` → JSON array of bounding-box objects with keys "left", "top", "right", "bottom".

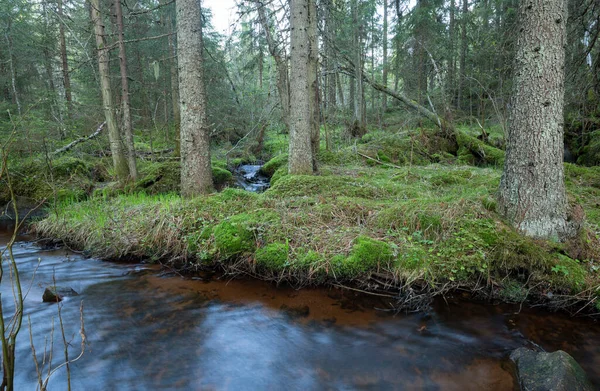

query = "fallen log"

[
  {"left": 52, "top": 122, "right": 105, "bottom": 156},
  {"left": 352, "top": 67, "right": 505, "bottom": 166}
]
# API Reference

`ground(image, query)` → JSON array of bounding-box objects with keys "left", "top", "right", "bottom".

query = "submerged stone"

[
  {"left": 510, "top": 347, "right": 595, "bottom": 391},
  {"left": 42, "top": 286, "right": 79, "bottom": 303}
]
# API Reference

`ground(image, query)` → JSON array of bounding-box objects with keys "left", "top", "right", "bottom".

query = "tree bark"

[
  {"left": 58, "top": 0, "right": 73, "bottom": 118},
  {"left": 4, "top": 21, "right": 21, "bottom": 116},
  {"left": 352, "top": 0, "right": 366, "bottom": 135},
  {"left": 448, "top": 0, "right": 456, "bottom": 105},
  {"left": 115, "top": 0, "right": 138, "bottom": 180},
  {"left": 176, "top": 0, "right": 214, "bottom": 196},
  {"left": 457, "top": 0, "right": 468, "bottom": 110},
  {"left": 288, "top": 0, "right": 314, "bottom": 175},
  {"left": 91, "top": 0, "right": 129, "bottom": 181},
  {"left": 167, "top": 11, "right": 180, "bottom": 157},
  {"left": 256, "top": 1, "right": 290, "bottom": 132},
  {"left": 382, "top": 0, "right": 389, "bottom": 111},
  {"left": 308, "top": 0, "right": 320, "bottom": 171},
  {"left": 497, "top": 0, "right": 576, "bottom": 240}
]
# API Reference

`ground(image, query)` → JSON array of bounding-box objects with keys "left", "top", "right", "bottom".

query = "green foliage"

[
  {"left": 550, "top": 255, "right": 587, "bottom": 291},
  {"left": 498, "top": 279, "right": 528, "bottom": 303}
]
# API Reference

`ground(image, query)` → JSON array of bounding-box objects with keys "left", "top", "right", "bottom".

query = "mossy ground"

[
  {"left": 6, "top": 112, "right": 600, "bottom": 313},
  {"left": 33, "top": 148, "right": 600, "bottom": 313}
]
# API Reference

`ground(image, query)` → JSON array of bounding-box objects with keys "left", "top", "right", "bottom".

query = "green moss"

[
  {"left": 255, "top": 242, "right": 288, "bottom": 270},
  {"left": 456, "top": 132, "right": 505, "bottom": 166},
  {"left": 270, "top": 166, "right": 288, "bottom": 186},
  {"left": 136, "top": 161, "right": 180, "bottom": 194},
  {"left": 295, "top": 249, "right": 323, "bottom": 269},
  {"left": 217, "top": 187, "right": 258, "bottom": 202},
  {"left": 268, "top": 175, "right": 383, "bottom": 199},
  {"left": 333, "top": 236, "right": 394, "bottom": 277},
  {"left": 212, "top": 166, "right": 233, "bottom": 186},
  {"left": 260, "top": 154, "right": 288, "bottom": 177},
  {"left": 211, "top": 159, "right": 228, "bottom": 170},
  {"left": 549, "top": 254, "right": 587, "bottom": 292},
  {"left": 317, "top": 149, "right": 361, "bottom": 165},
  {"left": 51, "top": 156, "right": 91, "bottom": 177},
  {"left": 212, "top": 213, "right": 257, "bottom": 257}
]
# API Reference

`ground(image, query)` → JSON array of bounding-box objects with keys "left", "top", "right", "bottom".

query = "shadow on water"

[{"left": 1, "top": 222, "right": 599, "bottom": 390}]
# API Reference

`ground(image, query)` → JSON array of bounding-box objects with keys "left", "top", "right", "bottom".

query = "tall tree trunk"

[
  {"left": 256, "top": 1, "right": 290, "bottom": 132},
  {"left": 352, "top": 0, "right": 366, "bottom": 136},
  {"left": 167, "top": 10, "right": 181, "bottom": 156},
  {"left": 288, "top": 0, "right": 313, "bottom": 175},
  {"left": 497, "top": 0, "right": 576, "bottom": 240},
  {"left": 457, "top": 0, "right": 468, "bottom": 110},
  {"left": 448, "top": 0, "right": 456, "bottom": 106},
  {"left": 382, "top": 0, "right": 389, "bottom": 111},
  {"left": 91, "top": 0, "right": 129, "bottom": 181},
  {"left": 58, "top": 0, "right": 73, "bottom": 118},
  {"left": 308, "top": 0, "right": 319, "bottom": 171},
  {"left": 324, "top": 0, "right": 336, "bottom": 113},
  {"left": 167, "top": 12, "right": 180, "bottom": 156},
  {"left": 177, "top": 0, "right": 214, "bottom": 196},
  {"left": 115, "top": 0, "right": 138, "bottom": 180},
  {"left": 4, "top": 21, "right": 21, "bottom": 116},
  {"left": 42, "top": 0, "right": 58, "bottom": 126},
  {"left": 336, "top": 72, "right": 345, "bottom": 107}
]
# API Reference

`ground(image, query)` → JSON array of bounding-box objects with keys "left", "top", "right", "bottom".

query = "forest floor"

[{"left": 3, "top": 115, "right": 600, "bottom": 314}]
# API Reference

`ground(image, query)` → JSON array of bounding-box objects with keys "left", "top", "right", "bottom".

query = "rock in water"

[
  {"left": 510, "top": 348, "right": 595, "bottom": 391},
  {"left": 42, "top": 286, "right": 79, "bottom": 303}
]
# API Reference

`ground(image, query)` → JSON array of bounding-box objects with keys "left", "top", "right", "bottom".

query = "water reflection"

[{"left": 0, "top": 223, "right": 599, "bottom": 390}]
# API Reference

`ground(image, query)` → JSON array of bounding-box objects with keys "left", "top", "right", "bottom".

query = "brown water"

[{"left": 1, "top": 221, "right": 599, "bottom": 390}]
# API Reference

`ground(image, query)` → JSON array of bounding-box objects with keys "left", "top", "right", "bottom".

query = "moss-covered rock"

[
  {"left": 212, "top": 166, "right": 233, "bottom": 186},
  {"left": 510, "top": 348, "right": 595, "bottom": 391},
  {"left": 260, "top": 154, "right": 288, "bottom": 177},
  {"left": 269, "top": 166, "right": 288, "bottom": 186}
]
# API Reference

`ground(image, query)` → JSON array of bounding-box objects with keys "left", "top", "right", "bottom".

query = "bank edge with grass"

[{"left": 32, "top": 148, "right": 600, "bottom": 314}]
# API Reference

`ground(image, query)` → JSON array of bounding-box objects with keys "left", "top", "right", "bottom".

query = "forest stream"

[{"left": 1, "top": 220, "right": 599, "bottom": 390}]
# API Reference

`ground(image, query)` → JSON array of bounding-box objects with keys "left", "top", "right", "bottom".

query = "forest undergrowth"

[{"left": 3, "top": 115, "right": 600, "bottom": 314}]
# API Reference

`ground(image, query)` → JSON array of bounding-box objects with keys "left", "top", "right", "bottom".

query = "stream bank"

[{"left": 2, "top": 223, "right": 599, "bottom": 389}]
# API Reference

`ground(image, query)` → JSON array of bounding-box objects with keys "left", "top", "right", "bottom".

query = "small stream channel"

[
  {"left": 233, "top": 164, "right": 270, "bottom": 193},
  {"left": 1, "top": 219, "right": 600, "bottom": 390}
]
